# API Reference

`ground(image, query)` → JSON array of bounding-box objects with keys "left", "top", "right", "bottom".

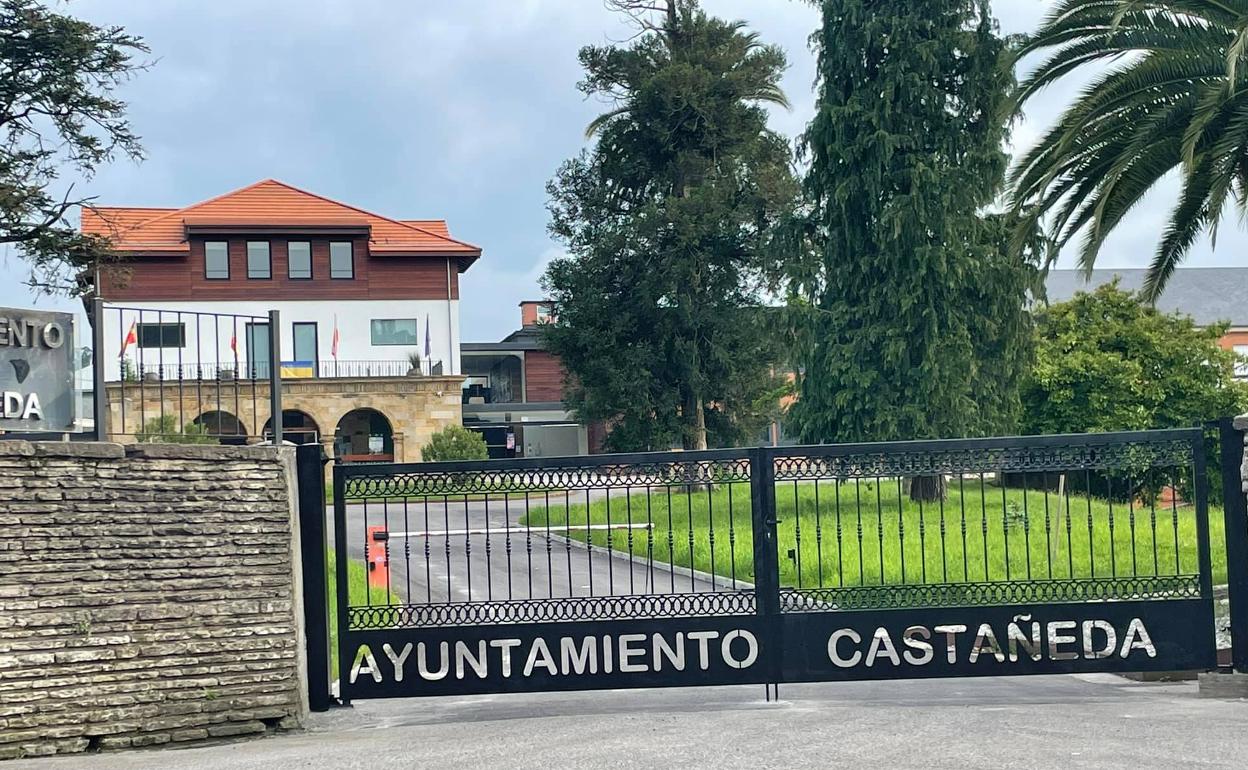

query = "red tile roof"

[{"left": 81, "top": 179, "right": 481, "bottom": 261}]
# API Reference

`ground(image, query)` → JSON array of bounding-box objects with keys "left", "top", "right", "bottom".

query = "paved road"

[
  {"left": 10, "top": 675, "right": 1248, "bottom": 769},
  {"left": 335, "top": 492, "right": 730, "bottom": 607}
]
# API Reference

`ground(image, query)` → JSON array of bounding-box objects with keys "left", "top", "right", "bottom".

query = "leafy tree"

[
  {"left": 1010, "top": 1, "right": 1248, "bottom": 301},
  {"left": 422, "top": 425, "right": 489, "bottom": 462},
  {"left": 1023, "top": 283, "right": 1247, "bottom": 504},
  {"left": 1022, "top": 283, "right": 1246, "bottom": 436},
  {"left": 543, "top": 0, "right": 797, "bottom": 452},
  {"left": 785, "top": 0, "right": 1035, "bottom": 498},
  {"left": 0, "top": 0, "right": 148, "bottom": 298}
]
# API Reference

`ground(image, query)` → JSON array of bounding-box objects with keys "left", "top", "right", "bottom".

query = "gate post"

[
  {"left": 750, "top": 447, "right": 782, "bottom": 683},
  {"left": 1219, "top": 417, "right": 1248, "bottom": 672},
  {"left": 267, "top": 309, "right": 283, "bottom": 444},
  {"left": 295, "top": 443, "right": 332, "bottom": 711}
]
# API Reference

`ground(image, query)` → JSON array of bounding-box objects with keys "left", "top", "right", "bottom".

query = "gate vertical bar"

[
  {"left": 267, "top": 309, "right": 283, "bottom": 444},
  {"left": 750, "top": 447, "right": 781, "bottom": 684},
  {"left": 332, "top": 463, "right": 350, "bottom": 705},
  {"left": 296, "top": 444, "right": 332, "bottom": 711},
  {"left": 91, "top": 298, "right": 108, "bottom": 441},
  {"left": 1218, "top": 417, "right": 1248, "bottom": 671}
]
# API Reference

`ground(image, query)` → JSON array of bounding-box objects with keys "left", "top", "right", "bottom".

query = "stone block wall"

[{"left": 0, "top": 442, "right": 306, "bottom": 760}]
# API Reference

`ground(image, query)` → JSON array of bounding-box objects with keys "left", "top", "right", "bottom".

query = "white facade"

[{"left": 101, "top": 299, "right": 461, "bottom": 381}]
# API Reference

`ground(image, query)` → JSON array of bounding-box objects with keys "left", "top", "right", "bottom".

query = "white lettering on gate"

[
  {"left": 382, "top": 643, "right": 412, "bottom": 682},
  {"left": 417, "top": 642, "right": 450, "bottom": 680},
  {"left": 618, "top": 634, "right": 648, "bottom": 673},
  {"left": 902, "top": 626, "right": 933, "bottom": 665},
  {"left": 828, "top": 629, "right": 862, "bottom": 668},
  {"left": 1083, "top": 620, "right": 1117, "bottom": 660},
  {"left": 524, "top": 638, "right": 558, "bottom": 677},
  {"left": 1007, "top": 615, "right": 1042, "bottom": 662},
  {"left": 865, "top": 628, "right": 900, "bottom": 667},
  {"left": 969, "top": 624, "right": 1005, "bottom": 664},
  {"left": 1120, "top": 618, "right": 1156, "bottom": 658},
  {"left": 721, "top": 630, "right": 759, "bottom": 669},
  {"left": 1047, "top": 621, "right": 1079, "bottom": 661},
  {"left": 490, "top": 638, "right": 522, "bottom": 677},
  {"left": 687, "top": 631, "right": 719, "bottom": 671},
  {"left": 653, "top": 632, "right": 685, "bottom": 672},
  {"left": 350, "top": 644, "right": 382, "bottom": 684},
  {"left": 456, "top": 641, "right": 488, "bottom": 679},
  {"left": 561, "top": 636, "right": 597, "bottom": 675},
  {"left": 933, "top": 625, "right": 967, "bottom": 664}
]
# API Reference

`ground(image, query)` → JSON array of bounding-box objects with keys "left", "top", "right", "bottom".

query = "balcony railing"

[{"left": 115, "top": 359, "right": 444, "bottom": 382}]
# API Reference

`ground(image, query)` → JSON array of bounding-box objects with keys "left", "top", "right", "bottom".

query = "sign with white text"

[
  {"left": 0, "top": 307, "right": 78, "bottom": 433},
  {"left": 340, "top": 599, "right": 1214, "bottom": 699}
]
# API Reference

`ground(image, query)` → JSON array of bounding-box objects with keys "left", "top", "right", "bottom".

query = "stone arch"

[
  {"left": 262, "top": 409, "right": 322, "bottom": 445},
  {"left": 334, "top": 408, "right": 394, "bottom": 462},
  {"left": 192, "top": 410, "right": 249, "bottom": 446}
]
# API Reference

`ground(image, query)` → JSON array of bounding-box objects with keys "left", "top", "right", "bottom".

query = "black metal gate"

[{"left": 331, "top": 428, "right": 1216, "bottom": 700}]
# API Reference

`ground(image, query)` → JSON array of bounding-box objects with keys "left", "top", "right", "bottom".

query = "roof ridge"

[
  {"left": 260, "top": 179, "right": 480, "bottom": 251},
  {"left": 102, "top": 179, "right": 279, "bottom": 233}
]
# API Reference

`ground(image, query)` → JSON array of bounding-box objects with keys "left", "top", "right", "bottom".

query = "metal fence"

[
  {"left": 94, "top": 301, "right": 282, "bottom": 444},
  {"left": 334, "top": 429, "right": 1210, "bottom": 629}
]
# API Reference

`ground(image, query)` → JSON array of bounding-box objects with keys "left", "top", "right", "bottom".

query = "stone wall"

[
  {"left": 105, "top": 374, "right": 464, "bottom": 462},
  {"left": 0, "top": 441, "right": 306, "bottom": 760}
]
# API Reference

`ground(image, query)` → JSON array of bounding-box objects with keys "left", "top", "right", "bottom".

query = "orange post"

[{"left": 366, "top": 525, "right": 390, "bottom": 592}]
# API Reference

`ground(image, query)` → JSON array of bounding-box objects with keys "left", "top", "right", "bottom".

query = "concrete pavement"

[{"left": 7, "top": 675, "right": 1248, "bottom": 768}]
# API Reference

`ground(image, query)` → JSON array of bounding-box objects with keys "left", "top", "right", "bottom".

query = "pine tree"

[
  {"left": 786, "top": 0, "right": 1035, "bottom": 498},
  {"left": 543, "top": 0, "right": 797, "bottom": 452}
]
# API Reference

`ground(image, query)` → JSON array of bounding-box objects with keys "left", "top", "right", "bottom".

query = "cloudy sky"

[{"left": 0, "top": 1, "right": 1238, "bottom": 340}]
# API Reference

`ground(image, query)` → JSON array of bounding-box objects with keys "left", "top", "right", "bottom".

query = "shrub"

[
  {"left": 1022, "top": 283, "right": 1248, "bottom": 503},
  {"left": 421, "top": 425, "right": 488, "bottom": 462},
  {"left": 135, "top": 415, "right": 216, "bottom": 444}
]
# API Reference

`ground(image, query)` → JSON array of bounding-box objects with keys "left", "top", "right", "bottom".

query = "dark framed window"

[
  {"left": 205, "top": 241, "right": 229, "bottom": 279},
  {"left": 288, "top": 241, "right": 312, "bottom": 279},
  {"left": 136, "top": 323, "right": 186, "bottom": 349},
  {"left": 330, "top": 241, "right": 354, "bottom": 279},
  {"left": 247, "top": 241, "right": 271, "bottom": 279},
  {"left": 370, "top": 319, "right": 418, "bottom": 346}
]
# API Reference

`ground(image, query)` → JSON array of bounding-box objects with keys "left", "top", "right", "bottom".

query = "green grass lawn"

[
  {"left": 524, "top": 480, "right": 1228, "bottom": 589},
  {"left": 325, "top": 549, "right": 398, "bottom": 674}
]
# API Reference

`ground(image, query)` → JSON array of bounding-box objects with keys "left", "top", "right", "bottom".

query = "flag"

[
  {"left": 119, "top": 319, "right": 137, "bottom": 359},
  {"left": 424, "top": 314, "right": 431, "bottom": 359},
  {"left": 331, "top": 315, "right": 340, "bottom": 359}
]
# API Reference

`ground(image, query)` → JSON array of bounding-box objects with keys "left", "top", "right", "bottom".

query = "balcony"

[{"left": 112, "top": 358, "right": 445, "bottom": 382}]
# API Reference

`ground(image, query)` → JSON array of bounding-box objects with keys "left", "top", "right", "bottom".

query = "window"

[
  {"left": 293, "top": 322, "right": 318, "bottom": 366},
  {"left": 136, "top": 323, "right": 185, "bottom": 349},
  {"left": 205, "top": 241, "right": 229, "bottom": 279},
  {"left": 288, "top": 241, "right": 312, "bottom": 279},
  {"left": 370, "top": 319, "right": 418, "bottom": 346},
  {"left": 330, "top": 241, "right": 353, "bottom": 279},
  {"left": 247, "top": 241, "right": 271, "bottom": 279},
  {"left": 1235, "top": 345, "right": 1248, "bottom": 378}
]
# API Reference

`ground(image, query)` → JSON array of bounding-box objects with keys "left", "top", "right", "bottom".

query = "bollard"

[{"left": 366, "top": 525, "right": 390, "bottom": 592}]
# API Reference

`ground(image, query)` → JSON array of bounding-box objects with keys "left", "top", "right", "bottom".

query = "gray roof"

[{"left": 1045, "top": 268, "right": 1248, "bottom": 327}]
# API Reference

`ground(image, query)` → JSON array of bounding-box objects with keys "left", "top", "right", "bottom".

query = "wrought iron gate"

[{"left": 331, "top": 429, "right": 1216, "bottom": 700}]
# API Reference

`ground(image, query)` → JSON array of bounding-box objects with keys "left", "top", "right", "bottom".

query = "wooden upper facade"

[{"left": 84, "top": 179, "right": 481, "bottom": 302}]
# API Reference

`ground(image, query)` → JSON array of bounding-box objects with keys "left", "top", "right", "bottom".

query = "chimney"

[{"left": 520, "top": 300, "right": 554, "bottom": 327}]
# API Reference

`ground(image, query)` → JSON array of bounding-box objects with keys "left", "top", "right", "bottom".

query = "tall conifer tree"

[
  {"left": 543, "top": 0, "right": 797, "bottom": 451},
  {"left": 787, "top": 0, "right": 1034, "bottom": 498}
]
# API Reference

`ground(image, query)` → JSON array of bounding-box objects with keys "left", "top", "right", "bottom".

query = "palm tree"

[{"left": 1009, "top": 0, "right": 1248, "bottom": 301}]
